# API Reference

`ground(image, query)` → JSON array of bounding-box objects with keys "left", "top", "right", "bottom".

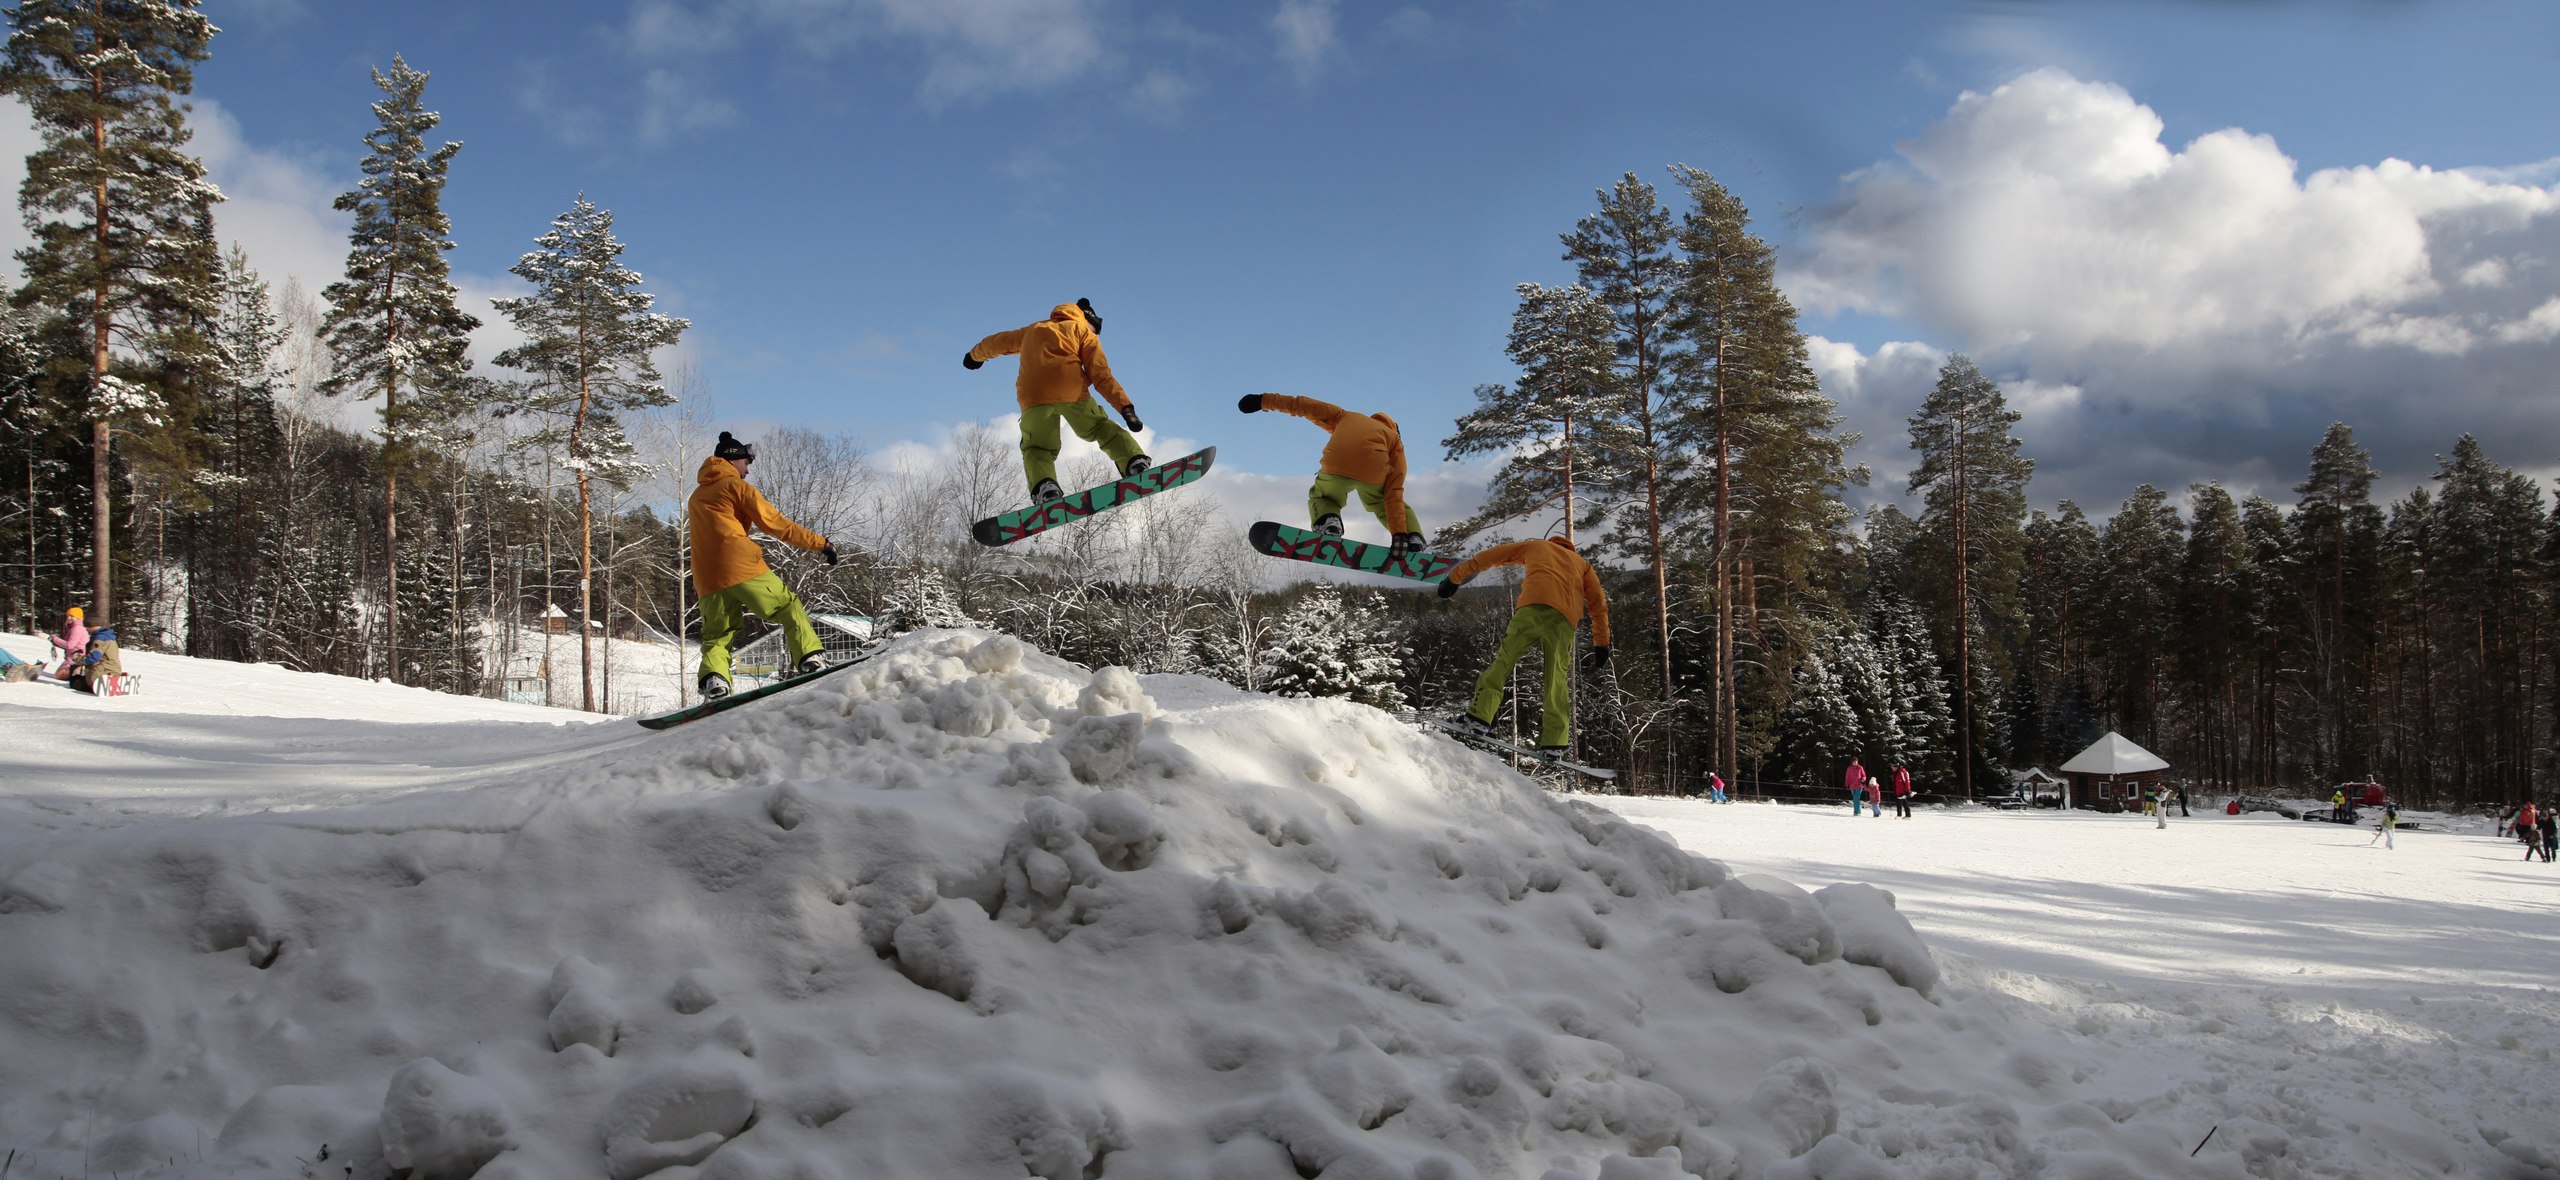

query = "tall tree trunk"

[
  {"left": 1711, "top": 337, "right": 1736, "bottom": 789},
  {"left": 1954, "top": 404, "right": 1972, "bottom": 801},
  {"left": 89, "top": 101, "right": 112, "bottom": 626},
  {"left": 575, "top": 332, "right": 596, "bottom": 712}
]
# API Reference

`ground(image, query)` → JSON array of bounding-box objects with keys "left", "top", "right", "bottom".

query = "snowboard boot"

[
  {"left": 1535, "top": 747, "right": 1569, "bottom": 764},
  {"left": 1315, "top": 512, "right": 1345, "bottom": 537},
  {"left": 1031, "top": 477, "right": 1065, "bottom": 503},
  {"left": 699, "top": 673, "right": 731, "bottom": 701},
  {"left": 1389, "top": 532, "right": 1425, "bottom": 557},
  {"left": 1122, "top": 453, "right": 1152, "bottom": 477},
  {"left": 794, "top": 652, "right": 828, "bottom": 677},
  {"left": 1454, "top": 713, "right": 1499, "bottom": 740}
]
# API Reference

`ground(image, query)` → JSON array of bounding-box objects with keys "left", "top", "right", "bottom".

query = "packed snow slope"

[{"left": 0, "top": 627, "right": 2534, "bottom": 1178}]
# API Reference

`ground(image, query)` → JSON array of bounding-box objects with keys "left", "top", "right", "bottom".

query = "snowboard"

[
  {"left": 635, "top": 643, "right": 887, "bottom": 731},
  {"left": 1406, "top": 711, "right": 1617, "bottom": 781},
  {"left": 1247, "top": 520, "right": 1457, "bottom": 582},
  {"left": 971, "top": 447, "right": 1216, "bottom": 547}
]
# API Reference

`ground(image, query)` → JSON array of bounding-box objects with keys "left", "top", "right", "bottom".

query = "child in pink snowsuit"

[{"left": 47, "top": 607, "right": 88, "bottom": 679}]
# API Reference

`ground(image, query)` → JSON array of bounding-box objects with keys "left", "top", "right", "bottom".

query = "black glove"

[
  {"left": 1237, "top": 393, "right": 1264, "bottom": 414},
  {"left": 821, "top": 543, "right": 839, "bottom": 567},
  {"left": 1388, "top": 532, "right": 1422, "bottom": 558},
  {"left": 1436, "top": 578, "right": 1462, "bottom": 599},
  {"left": 961, "top": 350, "right": 984, "bottom": 371},
  {"left": 1118, "top": 405, "right": 1143, "bottom": 432},
  {"left": 1581, "top": 645, "right": 1611, "bottom": 672}
]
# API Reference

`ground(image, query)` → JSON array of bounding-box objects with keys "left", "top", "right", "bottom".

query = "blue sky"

[{"left": 13, "top": 0, "right": 2560, "bottom": 536}]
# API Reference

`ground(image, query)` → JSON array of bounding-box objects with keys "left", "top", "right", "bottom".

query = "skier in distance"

[
  {"left": 1435, "top": 536, "right": 1610, "bottom": 760},
  {"left": 964, "top": 298, "right": 1147, "bottom": 503},
  {"left": 1237, "top": 392, "right": 1424, "bottom": 556},
  {"left": 688, "top": 431, "right": 838, "bottom": 701}
]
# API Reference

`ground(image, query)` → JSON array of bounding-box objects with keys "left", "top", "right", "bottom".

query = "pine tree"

[
  {"left": 2175, "top": 484, "right": 2258, "bottom": 791},
  {"left": 1442, "top": 282, "right": 1626, "bottom": 544},
  {"left": 493, "top": 195, "right": 688, "bottom": 711},
  {"left": 2289, "top": 422, "right": 2381, "bottom": 779},
  {"left": 2098, "top": 485, "right": 2186, "bottom": 747},
  {"left": 1775, "top": 642, "right": 1860, "bottom": 784},
  {"left": 1561, "top": 174, "right": 1683, "bottom": 707},
  {"left": 319, "top": 55, "right": 478, "bottom": 683},
  {"left": 1905, "top": 354, "right": 2032, "bottom": 800},
  {"left": 2, "top": 0, "right": 219, "bottom": 629},
  {"left": 1258, "top": 586, "right": 1405, "bottom": 710},
  {"left": 1667, "top": 163, "right": 1856, "bottom": 793},
  {"left": 183, "top": 247, "right": 286, "bottom": 661},
  {"left": 1869, "top": 589, "right": 1953, "bottom": 782}
]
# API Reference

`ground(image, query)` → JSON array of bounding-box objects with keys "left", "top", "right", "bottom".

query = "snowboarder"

[
  {"left": 47, "top": 605, "right": 86, "bottom": 680},
  {"left": 2519, "top": 800, "right": 2543, "bottom": 862},
  {"left": 1236, "top": 393, "right": 1423, "bottom": 556},
  {"left": 1707, "top": 771, "right": 1729, "bottom": 804},
  {"left": 1435, "top": 536, "right": 1610, "bottom": 759},
  {"left": 688, "top": 432, "right": 839, "bottom": 701},
  {"left": 964, "top": 298, "right": 1147, "bottom": 503},
  {"left": 2369, "top": 800, "right": 2397, "bottom": 849},
  {"left": 2332, "top": 787, "right": 2348, "bottom": 822},
  {"left": 0, "top": 643, "right": 35, "bottom": 683},
  {"left": 2540, "top": 805, "right": 2557, "bottom": 865},
  {"left": 1846, "top": 757, "right": 1870, "bottom": 816},
  {"left": 1891, "top": 764, "right": 1913, "bottom": 819}
]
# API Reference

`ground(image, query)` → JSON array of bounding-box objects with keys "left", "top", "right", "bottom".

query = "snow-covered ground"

[{"left": 0, "top": 629, "right": 2554, "bottom": 1179}]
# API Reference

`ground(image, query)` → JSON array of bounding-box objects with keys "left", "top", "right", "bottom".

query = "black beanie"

[
  {"left": 714, "top": 431, "right": 755, "bottom": 462},
  {"left": 1076, "top": 297, "right": 1102, "bottom": 334}
]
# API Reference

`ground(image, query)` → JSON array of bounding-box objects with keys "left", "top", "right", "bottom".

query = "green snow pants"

[
  {"left": 1020, "top": 399, "right": 1144, "bottom": 493},
  {"left": 697, "top": 571, "right": 822, "bottom": 682},
  {"left": 1467, "top": 604, "right": 1575, "bottom": 747},
  {"left": 1307, "top": 471, "right": 1420, "bottom": 535}
]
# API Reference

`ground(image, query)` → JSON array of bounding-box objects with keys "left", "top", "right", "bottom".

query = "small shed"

[
  {"left": 2057, "top": 732, "right": 2170, "bottom": 812},
  {"left": 542, "top": 603, "right": 573, "bottom": 635},
  {"left": 2012, "top": 767, "right": 2066, "bottom": 806}
]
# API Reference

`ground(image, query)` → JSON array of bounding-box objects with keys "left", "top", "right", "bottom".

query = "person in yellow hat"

[
  {"left": 1435, "top": 537, "right": 1611, "bottom": 756},
  {"left": 963, "top": 298, "right": 1147, "bottom": 503},
  {"left": 47, "top": 606, "right": 88, "bottom": 680},
  {"left": 688, "top": 432, "right": 837, "bottom": 700},
  {"left": 1237, "top": 392, "right": 1423, "bottom": 556}
]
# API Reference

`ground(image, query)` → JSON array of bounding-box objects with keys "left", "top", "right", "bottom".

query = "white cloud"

[
  {"left": 622, "top": 0, "right": 1107, "bottom": 109},
  {"left": 637, "top": 69, "right": 741, "bottom": 144},
  {"left": 1270, "top": 0, "right": 1340, "bottom": 86},
  {"left": 1789, "top": 69, "right": 2560, "bottom": 510},
  {"left": 1125, "top": 68, "right": 1197, "bottom": 123},
  {"left": 186, "top": 97, "right": 346, "bottom": 300}
]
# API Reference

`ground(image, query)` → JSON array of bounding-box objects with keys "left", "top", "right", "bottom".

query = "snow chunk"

[
  {"left": 380, "top": 1058, "right": 514, "bottom": 1180},
  {"left": 1814, "top": 883, "right": 1940, "bottom": 997},
  {"left": 1077, "top": 664, "right": 1155, "bottom": 718},
  {"left": 965, "top": 633, "right": 1024, "bottom": 673},
  {"left": 1749, "top": 1056, "right": 1840, "bottom": 1159},
  {"left": 1717, "top": 874, "right": 1840, "bottom": 965},
  {"left": 599, "top": 1053, "right": 758, "bottom": 1180},
  {"left": 548, "top": 984, "right": 620, "bottom": 1055}
]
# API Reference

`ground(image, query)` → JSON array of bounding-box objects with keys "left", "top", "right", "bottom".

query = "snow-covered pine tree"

[
  {"left": 1775, "top": 644, "right": 1860, "bottom": 785},
  {"left": 2, "top": 0, "right": 221, "bottom": 631},
  {"left": 1257, "top": 586, "right": 1405, "bottom": 711},
  {"left": 1870, "top": 590, "right": 1954, "bottom": 784},
  {"left": 878, "top": 567, "right": 980, "bottom": 636},
  {"left": 1831, "top": 624, "right": 1899, "bottom": 769},
  {"left": 319, "top": 55, "right": 478, "bottom": 684},
  {"left": 493, "top": 195, "right": 688, "bottom": 712}
]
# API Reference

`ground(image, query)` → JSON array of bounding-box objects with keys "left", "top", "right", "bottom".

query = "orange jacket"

[
  {"left": 1446, "top": 537, "right": 1610, "bottom": 645},
  {"left": 968, "top": 303, "right": 1131, "bottom": 412},
  {"left": 687, "top": 456, "right": 828, "bottom": 596},
  {"left": 1261, "top": 394, "right": 1409, "bottom": 533}
]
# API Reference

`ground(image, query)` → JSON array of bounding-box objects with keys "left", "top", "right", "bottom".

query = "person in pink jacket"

[
  {"left": 47, "top": 606, "right": 88, "bottom": 679},
  {"left": 1846, "top": 757, "right": 1871, "bottom": 816}
]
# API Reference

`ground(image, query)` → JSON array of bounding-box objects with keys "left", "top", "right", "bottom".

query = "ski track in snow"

[{"left": 0, "top": 627, "right": 2555, "bottom": 1179}]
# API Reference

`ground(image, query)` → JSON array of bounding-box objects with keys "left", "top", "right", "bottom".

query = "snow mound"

[{"left": 0, "top": 627, "right": 2167, "bottom": 1177}]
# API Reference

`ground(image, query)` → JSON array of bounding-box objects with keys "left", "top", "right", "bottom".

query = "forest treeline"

[{"left": 1, "top": 2, "right": 2551, "bottom": 808}]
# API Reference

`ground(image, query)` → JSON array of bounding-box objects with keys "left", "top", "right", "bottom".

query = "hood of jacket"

[
  {"left": 697, "top": 455, "right": 742, "bottom": 487},
  {"left": 1049, "top": 302, "right": 1086, "bottom": 327},
  {"left": 1547, "top": 535, "right": 1577, "bottom": 553}
]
